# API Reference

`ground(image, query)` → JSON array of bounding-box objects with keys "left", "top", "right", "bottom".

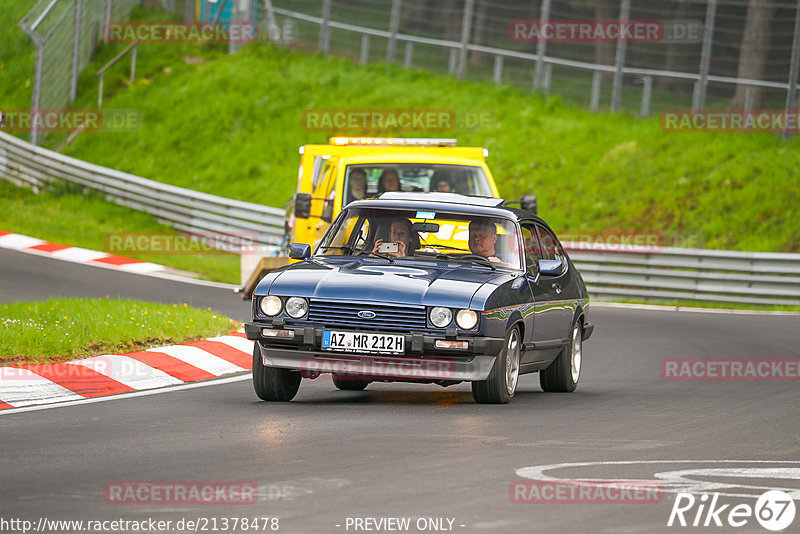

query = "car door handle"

[{"left": 552, "top": 283, "right": 562, "bottom": 294}]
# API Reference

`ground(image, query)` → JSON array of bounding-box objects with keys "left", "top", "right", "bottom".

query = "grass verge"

[
  {"left": 0, "top": 179, "right": 240, "bottom": 284},
  {"left": 0, "top": 297, "right": 240, "bottom": 364}
]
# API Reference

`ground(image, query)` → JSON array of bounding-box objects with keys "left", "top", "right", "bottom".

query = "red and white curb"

[
  {"left": 0, "top": 331, "right": 254, "bottom": 410},
  {"left": 0, "top": 230, "right": 167, "bottom": 274}
]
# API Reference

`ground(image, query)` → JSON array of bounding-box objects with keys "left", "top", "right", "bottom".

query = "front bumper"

[{"left": 244, "top": 322, "right": 503, "bottom": 381}]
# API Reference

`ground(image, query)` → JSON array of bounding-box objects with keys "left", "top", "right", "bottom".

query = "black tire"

[
  {"left": 472, "top": 326, "right": 521, "bottom": 404},
  {"left": 540, "top": 320, "right": 582, "bottom": 393},
  {"left": 252, "top": 344, "right": 301, "bottom": 401},
  {"left": 332, "top": 375, "right": 369, "bottom": 391}
]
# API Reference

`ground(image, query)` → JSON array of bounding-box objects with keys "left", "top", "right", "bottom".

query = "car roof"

[{"left": 347, "top": 192, "right": 547, "bottom": 225}]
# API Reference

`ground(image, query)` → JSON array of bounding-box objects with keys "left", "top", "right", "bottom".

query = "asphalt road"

[{"left": 1, "top": 250, "right": 799, "bottom": 533}]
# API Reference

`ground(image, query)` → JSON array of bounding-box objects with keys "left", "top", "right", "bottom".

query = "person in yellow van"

[
  {"left": 377, "top": 168, "right": 401, "bottom": 194},
  {"left": 346, "top": 169, "right": 368, "bottom": 205}
]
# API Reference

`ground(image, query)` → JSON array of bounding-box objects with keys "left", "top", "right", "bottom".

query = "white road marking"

[{"left": 207, "top": 335, "right": 254, "bottom": 354}]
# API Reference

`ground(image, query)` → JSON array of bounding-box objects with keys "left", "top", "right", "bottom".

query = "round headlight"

[
  {"left": 285, "top": 297, "right": 309, "bottom": 318},
  {"left": 429, "top": 307, "right": 453, "bottom": 328},
  {"left": 260, "top": 296, "right": 282, "bottom": 316},
  {"left": 456, "top": 309, "right": 478, "bottom": 330}
]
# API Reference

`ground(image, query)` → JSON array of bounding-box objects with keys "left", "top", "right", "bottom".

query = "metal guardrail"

[
  {"left": 0, "top": 130, "right": 285, "bottom": 246},
  {"left": 564, "top": 243, "right": 800, "bottom": 307},
  {"left": 0, "top": 130, "right": 798, "bottom": 305}
]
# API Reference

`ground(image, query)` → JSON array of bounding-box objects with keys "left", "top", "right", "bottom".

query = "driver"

[
  {"left": 468, "top": 219, "right": 502, "bottom": 263},
  {"left": 373, "top": 218, "right": 414, "bottom": 258}
]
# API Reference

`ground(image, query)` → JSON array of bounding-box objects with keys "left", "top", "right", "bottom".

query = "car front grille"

[{"left": 307, "top": 300, "right": 428, "bottom": 332}]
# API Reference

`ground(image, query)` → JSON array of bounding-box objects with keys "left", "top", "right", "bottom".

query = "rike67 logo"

[{"left": 669, "top": 490, "right": 796, "bottom": 531}]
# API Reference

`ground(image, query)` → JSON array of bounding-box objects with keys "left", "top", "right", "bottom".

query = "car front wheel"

[
  {"left": 472, "top": 326, "right": 521, "bottom": 404},
  {"left": 540, "top": 320, "right": 582, "bottom": 392},
  {"left": 252, "top": 344, "right": 301, "bottom": 401}
]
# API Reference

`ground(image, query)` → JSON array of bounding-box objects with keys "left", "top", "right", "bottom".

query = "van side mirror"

[
  {"left": 289, "top": 243, "right": 312, "bottom": 260},
  {"left": 321, "top": 198, "right": 334, "bottom": 223},
  {"left": 521, "top": 195, "right": 537, "bottom": 215},
  {"left": 295, "top": 193, "right": 312, "bottom": 219}
]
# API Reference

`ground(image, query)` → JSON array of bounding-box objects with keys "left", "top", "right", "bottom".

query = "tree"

[{"left": 730, "top": 0, "right": 775, "bottom": 108}]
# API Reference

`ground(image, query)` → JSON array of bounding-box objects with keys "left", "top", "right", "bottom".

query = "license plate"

[{"left": 322, "top": 331, "right": 405, "bottom": 355}]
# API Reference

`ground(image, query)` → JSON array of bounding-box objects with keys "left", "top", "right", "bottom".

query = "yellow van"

[{"left": 286, "top": 137, "right": 501, "bottom": 248}]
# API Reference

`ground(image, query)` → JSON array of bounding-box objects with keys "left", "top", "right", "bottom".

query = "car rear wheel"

[
  {"left": 332, "top": 375, "right": 369, "bottom": 391},
  {"left": 472, "top": 326, "right": 521, "bottom": 404},
  {"left": 540, "top": 320, "right": 582, "bottom": 392},
  {"left": 252, "top": 344, "right": 301, "bottom": 401}
]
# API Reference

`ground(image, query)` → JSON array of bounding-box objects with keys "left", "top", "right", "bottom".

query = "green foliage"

[{"left": 0, "top": 297, "right": 239, "bottom": 362}]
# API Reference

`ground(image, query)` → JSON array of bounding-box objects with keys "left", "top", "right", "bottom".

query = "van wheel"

[
  {"left": 252, "top": 344, "right": 301, "bottom": 401},
  {"left": 332, "top": 375, "right": 369, "bottom": 391}
]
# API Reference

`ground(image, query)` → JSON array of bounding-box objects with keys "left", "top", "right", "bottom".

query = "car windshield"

[
  {"left": 343, "top": 164, "right": 492, "bottom": 205},
  {"left": 317, "top": 206, "right": 523, "bottom": 270}
]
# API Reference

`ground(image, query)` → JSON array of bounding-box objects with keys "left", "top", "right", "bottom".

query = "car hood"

[{"left": 264, "top": 259, "right": 514, "bottom": 309}]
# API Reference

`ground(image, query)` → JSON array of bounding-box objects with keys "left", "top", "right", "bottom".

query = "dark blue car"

[{"left": 245, "top": 193, "right": 594, "bottom": 404}]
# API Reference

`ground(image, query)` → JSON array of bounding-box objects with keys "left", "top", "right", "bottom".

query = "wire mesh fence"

[
  {"left": 266, "top": 0, "right": 800, "bottom": 119},
  {"left": 19, "top": 0, "right": 140, "bottom": 145}
]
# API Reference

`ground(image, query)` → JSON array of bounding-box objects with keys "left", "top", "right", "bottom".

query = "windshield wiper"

[
  {"left": 451, "top": 255, "right": 497, "bottom": 270},
  {"left": 318, "top": 245, "right": 394, "bottom": 262}
]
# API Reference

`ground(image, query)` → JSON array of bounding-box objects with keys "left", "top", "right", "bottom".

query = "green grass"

[
  {"left": 0, "top": 180, "right": 240, "bottom": 284},
  {"left": 0, "top": 297, "right": 239, "bottom": 363},
  {"left": 0, "top": 1, "right": 38, "bottom": 116},
  {"left": 56, "top": 44, "right": 800, "bottom": 253}
]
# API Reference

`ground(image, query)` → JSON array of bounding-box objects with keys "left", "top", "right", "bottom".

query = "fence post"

[
  {"left": 20, "top": 25, "right": 43, "bottom": 145},
  {"left": 70, "top": 0, "right": 82, "bottom": 103},
  {"left": 744, "top": 85, "right": 755, "bottom": 111},
  {"left": 543, "top": 63, "right": 552, "bottom": 94},
  {"left": 104, "top": 0, "right": 112, "bottom": 42},
  {"left": 692, "top": 0, "right": 717, "bottom": 111},
  {"left": 785, "top": 2, "right": 800, "bottom": 138},
  {"left": 457, "top": 0, "right": 474, "bottom": 80},
  {"left": 264, "top": 0, "right": 280, "bottom": 42},
  {"left": 534, "top": 0, "right": 551, "bottom": 90},
  {"left": 130, "top": 43, "right": 137, "bottom": 82},
  {"left": 319, "top": 0, "right": 331, "bottom": 54},
  {"left": 403, "top": 42, "right": 413, "bottom": 67},
  {"left": 493, "top": 55, "right": 503, "bottom": 85},
  {"left": 386, "top": 0, "right": 401, "bottom": 62},
  {"left": 611, "top": 0, "right": 630, "bottom": 112},
  {"left": 448, "top": 47, "right": 458, "bottom": 74},
  {"left": 590, "top": 71, "right": 601, "bottom": 112},
  {"left": 360, "top": 34, "right": 370, "bottom": 65},
  {"left": 641, "top": 75, "right": 652, "bottom": 117}
]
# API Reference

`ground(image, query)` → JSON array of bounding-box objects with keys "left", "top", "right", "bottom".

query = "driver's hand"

[{"left": 487, "top": 256, "right": 501, "bottom": 263}]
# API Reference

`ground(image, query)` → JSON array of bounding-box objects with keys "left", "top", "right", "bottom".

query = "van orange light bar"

[{"left": 329, "top": 137, "right": 457, "bottom": 147}]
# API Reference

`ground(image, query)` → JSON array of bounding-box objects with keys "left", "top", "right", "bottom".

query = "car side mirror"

[
  {"left": 321, "top": 198, "right": 334, "bottom": 223},
  {"left": 537, "top": 259, "right": 563, "bottom": 276},
  {"left": 289, "top": 243, "right": 312, "bottom": 260},
  {"left": 521, "top": 195, "right": 537, "bottom": 215},
  {"left": 295, "top": 193, "right": 312, "bottom": 219}
]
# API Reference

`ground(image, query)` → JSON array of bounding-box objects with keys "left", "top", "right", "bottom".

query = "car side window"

[
  {"left": 536, "top": 225, "right": 564, "bottom": 263},
  {"left": 521, "top": 225, "right": 543, "bottom": 275}
]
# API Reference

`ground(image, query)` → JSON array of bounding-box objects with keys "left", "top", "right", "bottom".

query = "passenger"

[
  {"left": 468, "top": 219, "right": 502, "bottom": 263},
  {"left": 433, "top": 177, "right": 452, "bottom": 192},
  {"left": 372, "top": 217, "right": 415, "bottom": 258},
  {"left": 377, "top": 168, "right": 401, "bottom": 194},
  {"left": 347, "top": 169, "right": 367, "bottom": 204}
]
